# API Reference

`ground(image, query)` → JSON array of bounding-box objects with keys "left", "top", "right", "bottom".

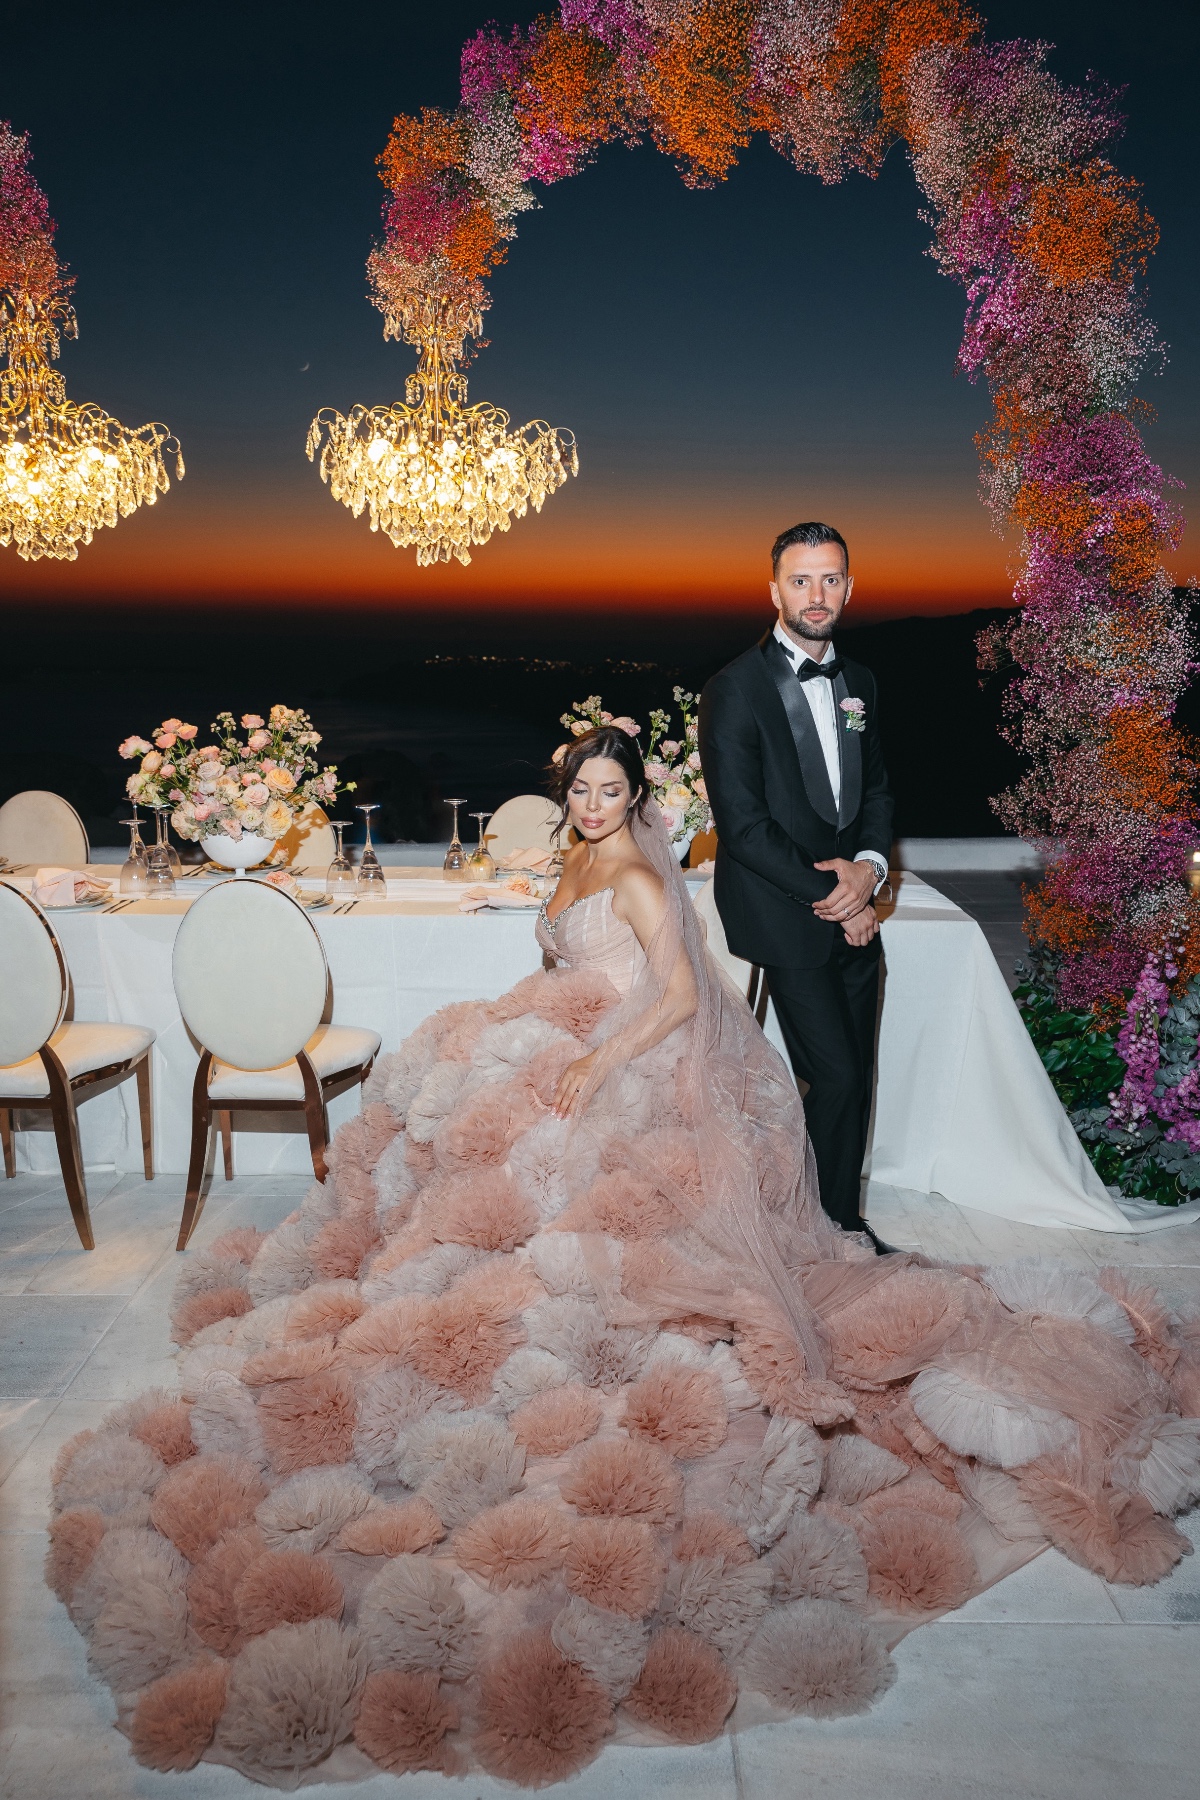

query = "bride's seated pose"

[{"left": 47, "top": 725, "right": 1200, "bottom": 1788}]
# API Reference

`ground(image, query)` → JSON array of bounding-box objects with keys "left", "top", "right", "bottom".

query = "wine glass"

[
  {"left": 468, "top": 812, "right": 495, "bottom": 881},
  {"left": 356, "top": 803, "right": 387, "bottom": 900},
  {"left": 325, "top": 821, "right": 356, "bottom": 900},
  {"left": 159, "top": 810, "right": 183, "bottom": 878},
  {"left": 118, "top": 815, "right": 149, "bottom": 897},
  {"left": 443, "top": 798, "right": 470, "bottom": 880},
  {"left": 145, "top": 808, "right": 176, "bottom": 896}
]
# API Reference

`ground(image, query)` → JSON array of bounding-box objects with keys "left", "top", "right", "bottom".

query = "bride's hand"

[{"left": 553, "top": 1053, "right": 597, "bottom": 1119}]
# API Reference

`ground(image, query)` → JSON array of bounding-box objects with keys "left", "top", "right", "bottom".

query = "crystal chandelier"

[
  {"left": 306, "top": 296, "right": 577, "bottom": 567},
  {"left": 0, "top": 289, "right": 183, "bottom": 562}
]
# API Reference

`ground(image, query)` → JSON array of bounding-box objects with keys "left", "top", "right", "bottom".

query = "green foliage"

[{"left": 1015, "top": 951, "right": 1200, "bottom": 1206}]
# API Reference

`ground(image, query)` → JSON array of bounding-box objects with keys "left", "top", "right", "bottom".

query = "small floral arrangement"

[
  {"left": 118, "top": 706, "right": 349, "bottom": 844},
  {"left": 555, "top": 688, "right": 712, "bottom": 846},
  {"left": 840, "top": 696, "right": 866, "bottom": 733}
]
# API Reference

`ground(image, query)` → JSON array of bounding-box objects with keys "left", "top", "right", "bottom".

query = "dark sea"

[{"left": 0, "top": 603, "right": 1046, "bottom": 850}]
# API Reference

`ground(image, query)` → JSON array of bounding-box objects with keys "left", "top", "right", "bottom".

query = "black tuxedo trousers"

[{"left": 764, "top": 938, "right": 881, "bottom": 1232}]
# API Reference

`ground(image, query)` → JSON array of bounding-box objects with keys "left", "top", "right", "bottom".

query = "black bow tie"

[{"left": 796, "top": 654, "right": 844, "bottom": 682}]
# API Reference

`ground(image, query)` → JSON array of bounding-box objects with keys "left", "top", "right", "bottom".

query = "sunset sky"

[{"left": 1, "top": 0, "right": 1196, "bottom": 622}]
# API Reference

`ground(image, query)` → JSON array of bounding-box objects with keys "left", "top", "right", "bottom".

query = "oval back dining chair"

[
  {"left": 171, "top": 879, "right": 380, "bottom": 1249},
  {"left": 271, "top": 800, "right": 337, "bottom": 871},
  {"left": 487, "top": 793, "right": 561, "bottom": 863},
  {"left": 0, "top": 790, "right": 90, "bottom": 868},
  {"left": 0, "top": 882, "right": 155, "bottom": 1247}
]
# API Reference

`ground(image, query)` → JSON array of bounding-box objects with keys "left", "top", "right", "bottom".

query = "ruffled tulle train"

[{"left": 45, "top": 965, "right": 1200, "bottom": 1787}]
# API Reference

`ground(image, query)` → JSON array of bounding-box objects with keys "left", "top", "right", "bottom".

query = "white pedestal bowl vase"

[
  {"left": 200, "top": 832, "right": 275, "bottom": 875},
  {"left": 672, "top": 829, "right": 695, "bottom": 864}
]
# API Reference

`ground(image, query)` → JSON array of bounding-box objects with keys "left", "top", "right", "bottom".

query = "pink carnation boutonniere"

[{"left": 840, "top": 697, "right": 866, "bottom": 733}]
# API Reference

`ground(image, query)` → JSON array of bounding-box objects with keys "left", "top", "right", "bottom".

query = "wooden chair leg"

[
  {"left": 177, "top": 1052, "right": 214, "bottom": 1251},
  {"left": 135, "top": 1056, "right": 154, "bottom": 1180},
  {"left": 298, "top": 1051, "right": 328, "bottom": 1185},
  {"left": 0, "top": 1108, "right": 13, "bottom": 1179},
  {"left": 219, "top": 1112, "right": 234, "bottom": 1181},
  {"left": 38, "top": 1048, "right": 93, "bottom": 1251}
]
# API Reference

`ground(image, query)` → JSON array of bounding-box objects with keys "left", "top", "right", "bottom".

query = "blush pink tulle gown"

[{"left": 45, "top": 819, "right": 1200, "bottom": 1788}]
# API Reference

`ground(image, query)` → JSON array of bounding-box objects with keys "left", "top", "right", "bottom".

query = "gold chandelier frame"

[
  {"left": 0, "top": 285, "right": 182, "bottom": 563},
  {"left": 307, "top": 295, "right": 577, "bottom": 567}
]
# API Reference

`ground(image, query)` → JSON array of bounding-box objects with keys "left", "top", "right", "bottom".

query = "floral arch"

[{"left": 386, "top": 3, "right": 1197, "bottom": 1190}]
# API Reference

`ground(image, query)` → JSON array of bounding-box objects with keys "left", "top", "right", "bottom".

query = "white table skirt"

[{"left": 9, "top": 870, "right": 1196, "bottom": 1234}]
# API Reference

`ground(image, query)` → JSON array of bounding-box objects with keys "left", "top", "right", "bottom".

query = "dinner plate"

[{"left": 42, "top": 897, "right": 110, "bottom": 910}]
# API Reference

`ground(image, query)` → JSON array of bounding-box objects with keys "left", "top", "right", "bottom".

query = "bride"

[{"left": 46, "top": 725, "right": 1200, "bottom": 1787}]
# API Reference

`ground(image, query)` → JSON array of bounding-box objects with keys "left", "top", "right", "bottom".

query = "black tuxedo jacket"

[{"left": 697, "top": 633, "right": 893, "bottom": 968}]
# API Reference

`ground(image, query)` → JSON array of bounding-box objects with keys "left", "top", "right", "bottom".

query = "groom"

[{"left": 698, "top": 521, "right": 893, "bottom": 1243}]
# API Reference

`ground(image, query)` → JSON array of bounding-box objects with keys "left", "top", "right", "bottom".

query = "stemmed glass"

[
  {"left": 118, "top": 815, "right": 149, "bottom": 897},
  {"left": 468, "top": 812, "right": 495, "bottom": 881},
  {"left": 443, "top": 798, "right": 470, "bottom": 880},
  {"left": 325, "top": 821, "right": 356, "bottom": 901},
  {"left": 154, "top": 805, "right": 182, "bottom": 878},
  {"left": 356, "top": 803, "right": 387, "bottom": 900},
  {"left": 145, "top": 808, "right": 176, "bottom": 896}
]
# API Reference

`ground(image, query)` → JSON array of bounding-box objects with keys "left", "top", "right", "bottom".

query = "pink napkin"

[
  {"left": 32, "top": 867, "right": 111, "bottom": 906},
  {"left": 497, "top": 847, "right": 556, "bottom": 874},
  {"left": 459, "top": 877, "right": 544, "bottom": 913}
]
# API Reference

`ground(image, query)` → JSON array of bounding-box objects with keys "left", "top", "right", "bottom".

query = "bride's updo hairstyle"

[{"left": 547, "top": 725, "right": 649, "bottom": 838}]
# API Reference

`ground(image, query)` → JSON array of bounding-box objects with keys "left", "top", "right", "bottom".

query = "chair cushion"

[
  {"left": 0, "top": 1021, "right": 155, "bottom": 1099},
  {"left": 207, "top": 1023, "right": 381, "bottom": 1102}
]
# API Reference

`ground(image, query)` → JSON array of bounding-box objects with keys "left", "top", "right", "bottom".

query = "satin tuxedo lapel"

[
  {"left": 832, "top": 666, "right": 861, "bottom": 829},
  {"left": 760, "top": 635, "right": 838, "bottom": 826}
]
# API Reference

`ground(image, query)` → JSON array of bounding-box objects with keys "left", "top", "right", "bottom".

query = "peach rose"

[
  {"left": 197, "top": 744, "right": 222, "bottom": 761},
  {"left": 141, "top": 751, "right": 163, "bottom": 775},
  {"left": 118, "top": 735, "right": 151, "bottom": 759},
  {"left": 161, "top": 718, "right": 183, "bottom": 733},
  {"left": 552, "top": 743, "right": 568, "bottom": 765},
  {"left": 155, "top": 732, "right": 177, "bottom": 749},
  {"left": 177, "top": 723, "right": 198, "bottom": 740},
  {"left": 241, "top": 714, "right": 265, "bottom": 729},
  {"left": 193, "top": 802, "right": 214, "bottom": 822},
  {"left": 610, "top": 716, "right": 641, "bottom": 736},
  {"left": 265, "top": 767, "right": 295, "bottom": 795},
  {"left": 247, "top": 729, "right": 270, "bottom": 751},
  {"left": 263, "top": 799, "right": 292, "bottom": 838},
  {"left": 244, "top": 782, "right": 270, "bottom": 807}
]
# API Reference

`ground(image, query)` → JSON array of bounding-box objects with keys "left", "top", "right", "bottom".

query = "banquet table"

[{"left": 6, "top": 864, "right": 1194, "bottom": 1234}]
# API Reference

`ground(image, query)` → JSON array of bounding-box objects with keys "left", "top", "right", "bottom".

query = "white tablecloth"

[{"left": 9, "top": 868, "right": 1196, "bottom": 1233}]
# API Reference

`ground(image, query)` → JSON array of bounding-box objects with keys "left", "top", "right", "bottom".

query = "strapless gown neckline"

[{"left": 536, "top": 883, "right": 647, "bottom": 999}]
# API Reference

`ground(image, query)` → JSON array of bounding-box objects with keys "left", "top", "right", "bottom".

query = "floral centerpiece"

[
  {"left": 556, "top": 687, "right": 711, "bottom": 855},
  {"left": 119, "top": 706, "right": 348, "bottom": 868}
]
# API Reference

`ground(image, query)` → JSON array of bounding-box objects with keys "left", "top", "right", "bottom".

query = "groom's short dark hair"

[{"left": 771, "top": 521, "right": 849, "bottom": 576}]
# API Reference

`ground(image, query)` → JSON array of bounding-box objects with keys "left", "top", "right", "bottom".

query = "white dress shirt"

[{"left": 773, "top": 621, "right": 888, "bottom": 891}]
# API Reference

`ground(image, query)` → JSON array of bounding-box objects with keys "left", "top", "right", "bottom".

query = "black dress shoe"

[{"left": 858, "top": 1222, "right": 900, "bottom": 1256}]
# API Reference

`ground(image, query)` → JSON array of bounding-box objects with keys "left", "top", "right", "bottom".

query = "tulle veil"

[{"left": 571, "top": 798, "right": 858, "bottom": 1383}]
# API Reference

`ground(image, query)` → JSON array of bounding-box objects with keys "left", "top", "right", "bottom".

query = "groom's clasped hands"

[{"left": 811, "top": 855, "right": 880, "bottom": 946}]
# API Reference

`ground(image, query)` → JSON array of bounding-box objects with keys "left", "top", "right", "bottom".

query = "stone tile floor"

[{"left": 2, "top": 1166, "right": 1198, "bottom": 1800}]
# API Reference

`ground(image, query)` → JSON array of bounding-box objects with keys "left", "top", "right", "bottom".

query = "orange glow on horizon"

[{"left": 5, "top": 470, "right": 1193, "bottom": 617}]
